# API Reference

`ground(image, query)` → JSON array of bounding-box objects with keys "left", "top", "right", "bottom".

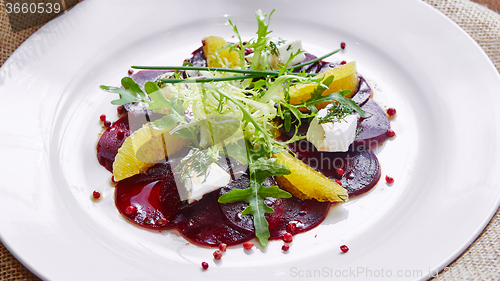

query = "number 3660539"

[{"left": 5, "top": 2, "right": 61, "bottom": 14}]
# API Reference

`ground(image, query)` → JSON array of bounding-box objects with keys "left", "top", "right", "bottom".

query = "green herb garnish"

[
  {"left": 177, "top": 148, "right": 219, "bottom": 184},
  {"left": 218, "top": 143, "right": 292, "bottom": 246}
]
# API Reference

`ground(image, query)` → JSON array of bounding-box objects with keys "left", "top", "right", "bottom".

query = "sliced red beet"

[
  {"left": 292, "top": 148, "right": 381, "bottom": 196},
  {"left": 217, "top": 176, "right": 279, "bottom": 233},
  {"left": 268, "top": 197, "right": 330, "bottom": 239},
  {"left": 186, "top": 46, "right": 207, "bottom": 67},
  {"left": 351, "top": 76, "right": 371, "bottom": 106},
  {"left": 354, "top": 99, "right": 390, "bottom": 147},
  {"left": 175, "top": 191, "right": 254, "bottom": 246},
  {"left": 116, "top": 178, "right": 176, "bottom": 230},
  {"left": 116, "top": 161, "right": 254, "bottom": 246},
  {"left": 292, "top": 53, "right": 339, "bottom": 74},
  {"left": 217, "top": 175, "right": 254, "bottom": 233},
  {"left": 131, "top": 70, "right": 172, "bottom": 88},
  {"left": 96, "top": 111, "right": 166, "bottom": 172},
  {"left": 218, "top": 175, "right": 331, "bottom": 239},
  {"left": 338, "top": 150, "right": 381, "bottom": 196},
  {"left": 96, "top": 115, "right": 130, "bottom": 172},
  {"left": 115, "top": 163, "right": 179, "bottom": 230}
]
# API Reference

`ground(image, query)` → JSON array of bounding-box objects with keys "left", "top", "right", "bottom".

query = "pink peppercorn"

[
  {"left": 243, "top": 242, "right": 254, "bottom": 249},
  {"left": 128, "top": 69, "right": 133, "bottom": 75},
  {"left": 117, "top": 105, "right": 126, "bottom": 115},
  {"left": 92, "top": 191, "right": 101, "bottom": 199},
  {"left": 340, "top": 42, "right": 346, "bottom": 49},
  {"left": 387, "top": 130, "right": 396, "bottom": 137},
  {"left": 385, "top": 175, "right": 395, "bottom": 184},
  {"left": 104, "top": 120, "right": 111, "bottom": 127},
  {"left": 336, "top": 168, "right": 344, "bottom": 177},
  {"left": 201, "top": 262, "right": 209, "bottom": 270},
  {"left": 124, "top": 205, "right": 137, "bottom": 216},
  {"left": 387, "top": 107, "right": 396, "bottom": 117},
  {"left": 283, "top": 232, "right": 293, "bottom": 243},
  {"left": 282, "top": 244, "right": 290, "bottom": 251},
  {"left": 340, "top": 245, "right": 349, "bottom": 253},
  {"left": 219, "top": 243, "right": 227, "bottom": 252},
  {"left": 286, "top": 223, "right": 297, "bottom": 234},
  {"left": 99, "top": 114, "right": 106, "bottom": 122},
  {"left": 341, "top": 60, "right": 346, "bottom": 65},
  {"left": 116, "top": 129, "right": 125, "bottom": 139},
  {"left": 157, "top": 218, "right": 168, "bottom": 226},
  {"left": 213, "top": 250, "right": 222, "bottom": 260}
]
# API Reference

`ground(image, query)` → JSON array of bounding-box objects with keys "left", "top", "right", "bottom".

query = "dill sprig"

[
  {"left": 177, "top": 148, "right": 219, "bottom": 183},
  {"left": 317, "top": 103, "right": 355, "bottom": 124}
]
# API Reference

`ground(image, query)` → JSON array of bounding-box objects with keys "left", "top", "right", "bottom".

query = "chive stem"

[
  {"left": 133, "top": 48, "right": 340, "bottom": 76},
  {"left": 133, "top": 66, "right": 282, "bottom": 76},
  {"left": 159, "top": 75, "right": 261, "bottom": 84},
  {"left": 285, "top": 48, "right": 341, "bottom": 71},
  {"left": 139, "top": 48, "right": 341, "bottom": 84}
]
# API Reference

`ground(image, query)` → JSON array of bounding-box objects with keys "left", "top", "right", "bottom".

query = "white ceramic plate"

[{"left": 2, "top": 0, "right": 500, "bottom": 280}]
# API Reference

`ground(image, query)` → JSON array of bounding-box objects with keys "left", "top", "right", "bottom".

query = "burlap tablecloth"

[{"left": 1, "top": 0, "right": 500, "bottom": 280}]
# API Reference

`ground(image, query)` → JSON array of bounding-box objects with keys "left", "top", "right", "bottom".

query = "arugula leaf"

[
  {"left": 144, "top": 81, "right": 173, "bottom": 110},
  {"left": 100, "top": 77, "right": 147, "bottom": 105},
  {"left": 218, "top": 155, "right": 291, "bottom": 246},
  {"left": 250, "top": 157, "right": 290, "bottom": 181},
  {"left": 299, "top": 75, "right": 366, "bottom": 118}
]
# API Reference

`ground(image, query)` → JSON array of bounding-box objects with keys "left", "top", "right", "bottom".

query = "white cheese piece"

[
  {"left": 276, "top": 40, "right": 306, "bottom": 67},
  {"left": 245, "top": 40, "right": 306, "bottom": 69},
  {"left": 185, "top": 163, "right": 231, "bottom": 203},
  {"left": 306, "top": 108, "right": 358, "bottom": 152}
]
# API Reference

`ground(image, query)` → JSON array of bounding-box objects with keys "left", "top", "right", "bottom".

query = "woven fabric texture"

[
  {"left": 1, "top": 0, "right": 499, "bottom": 280},
  {"left": 422, "top": 1, "right": 500, "bottom": 279}
]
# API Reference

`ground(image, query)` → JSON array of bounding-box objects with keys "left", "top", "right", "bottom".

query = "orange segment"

[
  {"left": 275, "top": 176, "right": 312, "bottom": 200},
  {"left": 274, "top": 151, "right": 348, "bottom": 202},
  {"left": 112, "top": 123, "right": 190, "bottom": 181},
  {"left": 286, "top": 61, "right": 358, "bottom": 107},
  {"left": 202, "top": 36, "right": 241, "bottom": 68}
]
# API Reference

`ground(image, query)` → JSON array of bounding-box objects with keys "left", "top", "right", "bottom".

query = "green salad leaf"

[
  {"left": 100, "top": 77, "right": 147, "bottom": 105},
  {"left": 218, "top": 150, "right": 291, "bottom": 247}
]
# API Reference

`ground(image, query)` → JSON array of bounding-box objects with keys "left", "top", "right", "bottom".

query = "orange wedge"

[
  {"left": 202, "top": 36, "right": 241, "bottom": 68},
  {"left": 112, "top": 123, "right": 190, "bottom": 181},
  {"left": 274, "top": 151, "right": 348, "bottom": 202},
  {"left": 286, "top": 61, "right": 358, "bottom": 107}
]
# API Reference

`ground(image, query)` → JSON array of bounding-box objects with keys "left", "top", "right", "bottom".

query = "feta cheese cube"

[
  {"left": 185, "top": 163, "right": 231, "bottom": 203},
  {"left": 276, "top": 40, "right": 306, "bottom": 67},
  {"left": 306, "top": 107, "right": 358, "bottom": 152},
  {"left": 246, "top": 40, "right": 306, "bottom": 69}
]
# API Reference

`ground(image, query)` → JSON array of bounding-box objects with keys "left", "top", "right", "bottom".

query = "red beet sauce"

[{"left": 96, "top": 47, "right": 390, "bottom": 247}]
